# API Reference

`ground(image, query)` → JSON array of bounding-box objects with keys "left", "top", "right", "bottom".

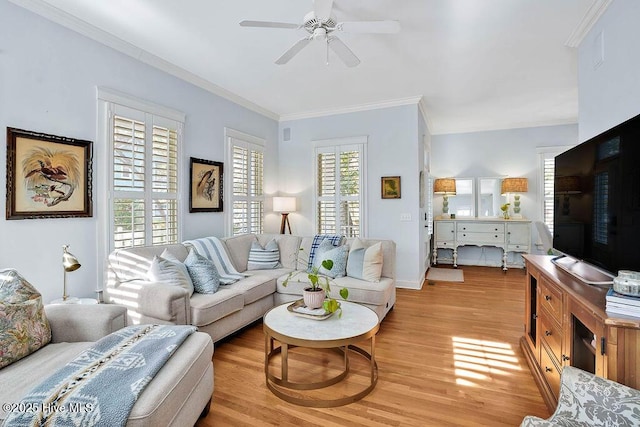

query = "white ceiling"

[{"left": 15, "top": 0, "right": 602, "bottom": 134}]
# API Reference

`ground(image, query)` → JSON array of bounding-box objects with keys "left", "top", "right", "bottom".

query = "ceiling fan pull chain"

[{"left": 326, "top": 38, "right": 330, "bottom": 65}]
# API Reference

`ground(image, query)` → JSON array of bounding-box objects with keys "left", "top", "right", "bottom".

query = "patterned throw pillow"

[
  {"left": 0, "top": 269, "right": 51, "bottom": 369},
  {"left": 313, "top": 239, "right": 348, "bottom": 278},
  {"left": 147, "top": 255, "right": 194, "bottom": 295},
  {"left": 347, "top": 239, "right": 383, "bottom": 282},
  {"left": 184, "top": 250, "right": 221, "bottom": 294},
  {"left": 247, "top": 239, "right": 281, "bottom": 270}
]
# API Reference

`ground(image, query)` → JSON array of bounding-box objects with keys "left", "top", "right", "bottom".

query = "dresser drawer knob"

[
  {"left": 545, "top": 295, "right": 551, "bottom": 301},
  {"left": 545, "top": 330, "right": 552, "bottom": 336},
  {"left": 562, "top": 355, "right": 570, "bottom": 361},
  {"left": 545, "top": 366, "right": 553, "bottom": 373}
]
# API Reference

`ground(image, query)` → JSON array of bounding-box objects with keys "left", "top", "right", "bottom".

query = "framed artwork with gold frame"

[
  {"left": 381, "top": 176, "right": 401, "bottom": 199},
  {"left": 6, "top": 127, "right": 93, "bottom": 220}
]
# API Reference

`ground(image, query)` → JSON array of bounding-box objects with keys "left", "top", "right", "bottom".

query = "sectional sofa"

[{"left": 104, "top": 234, "right": 396, "bottom": 343}]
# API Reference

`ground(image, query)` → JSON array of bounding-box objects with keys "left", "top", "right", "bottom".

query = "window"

[
  {"left": 226, "top": 129, "right": 265, "bottom": 236},
  {"left": 98, "top": 89, "right": 184, "bottom": 252},
  {"left": 542, "top": 156, "right": 555, "bottom": 234},
  {"left": 315, "top": 137, "right": 366, "bottom": 237},
  {"left": 538, "top": 146, "right": 574, "bottom": 236}
]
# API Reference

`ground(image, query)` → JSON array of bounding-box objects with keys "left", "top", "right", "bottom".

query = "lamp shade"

[
  {"left": 501, "top": 177, "right": 528, "bottom": 195},
  {"left": 62, "top": 245, "right": 81, "bottom": 272},
  {"left": 433, "top": 178, "right": 456, "bottom": 195},
  {"left": 556, "top": 176, "right": 581, "bottom": 194},
  {"left": 273, "top": 196, "right": 296, "bottom": 213}
]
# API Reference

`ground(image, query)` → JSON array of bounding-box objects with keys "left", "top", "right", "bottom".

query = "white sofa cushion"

[{"left": 190, "top": 289, "right": 244, "bottom": 327}]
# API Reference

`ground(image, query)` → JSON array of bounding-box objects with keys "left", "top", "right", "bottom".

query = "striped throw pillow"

[{"left": 247, "top": 239, "right": 281, "bottom": 270}]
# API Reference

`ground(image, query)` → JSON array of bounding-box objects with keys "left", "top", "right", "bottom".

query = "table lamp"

[
  {"left": 501, "top": 178, "right": 528, "bottom": 218},
  {"left": 62, "top": 244, "right": 81, "bottom": 301},
  {"left": 433, "top": 178, "right": 456, "bottom": 218}
]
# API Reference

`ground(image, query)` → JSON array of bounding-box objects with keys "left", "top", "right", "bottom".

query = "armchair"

[{"left": 520, "top": 366, "right": 640, "bottom": 426}]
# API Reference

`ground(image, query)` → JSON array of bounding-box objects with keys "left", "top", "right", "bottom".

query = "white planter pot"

[{"left": 303, "top": 288, "right": 326, "bottom": 309}]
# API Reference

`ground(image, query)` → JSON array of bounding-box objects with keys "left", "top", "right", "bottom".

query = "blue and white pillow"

[
  {"left": 247, "top": 239, "right": 281, "bottom": 270},
  {"left": 347, "top": 239, "right": 383, "bottom": 282},
  {"left": 184, "top": 249, "right": 220, "bottom": 294},
  {"left": 313, "top": 239, "right": 348, "bottom": 278},
  {"left": 307, "top": 234, "right": 344, "bottom": 271}
]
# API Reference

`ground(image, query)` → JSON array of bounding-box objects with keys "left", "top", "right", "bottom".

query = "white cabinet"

[
  {"left": 506, "top": 222, "right": 531, "bottom": 252},
  {"left": 433, "top": 218, "right": 531, "bottom": 270},
  {"left": 435, "top": 221, "right": 455, "bottom": 246}
]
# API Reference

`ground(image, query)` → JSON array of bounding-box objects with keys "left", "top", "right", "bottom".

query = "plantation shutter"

[
  {"left": 110, "top": 105, "right": 181, "bottom": 250},
  {"left": 230, "top": 135, "right": 264, "bottom": 236},
  {"left": 543, "top": 156, "right": 555, "bottom": 235},
  {"left": 316, "top": 143, "right": 364, "bottom": 237}
]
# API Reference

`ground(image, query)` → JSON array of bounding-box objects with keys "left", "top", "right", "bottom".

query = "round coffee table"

[{"left": 263, "top": 300, "right": 379, "bottom": 407}]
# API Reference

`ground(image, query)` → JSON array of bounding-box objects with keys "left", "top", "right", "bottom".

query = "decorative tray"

[{"left": 287, "top": 299, "right": 338, "bottom": 321}]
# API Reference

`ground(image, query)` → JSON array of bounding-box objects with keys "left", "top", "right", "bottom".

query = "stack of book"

[{"left": 606, "top": 288, "right": 640, "bottom": 317}]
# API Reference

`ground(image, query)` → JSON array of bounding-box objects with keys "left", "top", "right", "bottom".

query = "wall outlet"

[{"left": 400, "top": 213, "right": 412, "bottom": 221}]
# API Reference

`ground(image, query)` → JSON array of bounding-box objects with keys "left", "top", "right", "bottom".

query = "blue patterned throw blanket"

[{"left": 3, "top": 324, "right": 196, "bottom": 427}]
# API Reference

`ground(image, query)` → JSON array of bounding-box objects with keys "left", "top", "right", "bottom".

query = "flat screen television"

[{"left": 553, "top": 113, "right": 640, "bottom": 283}]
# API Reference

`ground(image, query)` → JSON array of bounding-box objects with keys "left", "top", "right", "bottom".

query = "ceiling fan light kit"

[{"left": 239, "top": 0, "right": 400, "bottom": 67}]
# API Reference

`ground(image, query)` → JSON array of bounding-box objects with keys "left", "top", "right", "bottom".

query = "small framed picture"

[
  {"left": 189, "top": 157, "right": 223, "bottom": 212},
  {"left": 6, "top": 127, "right": 93, "bottom": 220},
  {"left": 381, "top": 176, "right": 401, "bottom": 199}
]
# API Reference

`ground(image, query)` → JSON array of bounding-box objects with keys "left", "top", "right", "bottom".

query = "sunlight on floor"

[{"left": 452, "top": 336, "right": 521, "bottom": 387}]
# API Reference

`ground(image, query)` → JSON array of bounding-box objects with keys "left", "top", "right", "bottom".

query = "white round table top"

[{"left": 264, "top": 300, "right": 379, "bottom": 343}]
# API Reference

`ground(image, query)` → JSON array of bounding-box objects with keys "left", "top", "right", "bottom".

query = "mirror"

[
  {"left": 447, "top": 178, "right": 474, "bottom": 217},
  {"left": 478, "top": 177, "right": 505, "bottom": 217}
]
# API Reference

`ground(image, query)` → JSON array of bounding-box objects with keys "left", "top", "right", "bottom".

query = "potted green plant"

[
  {"left": 282, "top": 253, "right": 349, "bottom": 316},
  {"left": 501, "top": 203, "right": 510, "bottom": 219}
]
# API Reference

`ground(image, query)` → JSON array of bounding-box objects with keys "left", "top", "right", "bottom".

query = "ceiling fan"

[{"left": 239, "top": 0, "right": 400, "bottom": 67}]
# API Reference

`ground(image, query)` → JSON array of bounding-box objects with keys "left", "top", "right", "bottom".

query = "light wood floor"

[{"left": 197, "top": 266, "right": 550, "bottom": 426}]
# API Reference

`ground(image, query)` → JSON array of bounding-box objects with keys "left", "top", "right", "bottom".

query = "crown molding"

[
  {"left": 565, "top": 0, "right": 613, "bottom": 48},
  {"left": 278, "top": 96, "right": 423, "bottom": 122},
  {"left": 417, "top": 97, "right": 435, "bottom": 135},
  {"left": 9, "top": 0, "right": 279, "bottom": 121},
  {"left": 432, "top": 117, "right": 578, "bottom": 136}
]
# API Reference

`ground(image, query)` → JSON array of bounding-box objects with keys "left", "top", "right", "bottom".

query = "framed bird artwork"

[
  {"left": 189, "top": 157, "right": 223, "bottom": 213},
  {"left": 6, "top": 127, "right": 93, "bottom": 220}
]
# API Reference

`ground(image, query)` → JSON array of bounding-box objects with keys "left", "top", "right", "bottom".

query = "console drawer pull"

[
  {"left": 545, "top": 295, "right": 551, "bottom": 301},
  {"left": 545, "top": 366, "right": 553, "bottom": 373},
  {"left": 545, "top": 330, "right": 552, "bottom": 336}
]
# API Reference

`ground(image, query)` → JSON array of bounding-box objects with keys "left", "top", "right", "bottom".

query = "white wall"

[
  {"left": 578, "top": 0, "right": 640, "bottom": 141},
  {"left": 431, "top": 124, "right": 578, "bottom": 266},
  {"left": 0, "top": 1, "right": 278, "bottom": 302},
  {"left": 279, "top": 104, "right": 424, "bottom": 288}
]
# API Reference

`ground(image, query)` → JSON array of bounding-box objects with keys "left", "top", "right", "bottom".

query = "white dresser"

[{"left": 433, "top": 218, "right": 531, "bottom": 270}]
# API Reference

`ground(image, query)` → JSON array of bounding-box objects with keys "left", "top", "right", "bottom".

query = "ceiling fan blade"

[
  {"left": 328, "top": 37, "right": 360, "bottom": 67},
  {"left": 275, "top": 38, "right": 312, "bottom": 65},
  {"left": 314, "top": 0, "right": 334, "bottom": 21},
  {"left": 239, "top": 20, "right": 299, "bottom": 29},
  {"left": 338, "top": 20, "right": 401, "bottom": 34}
]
